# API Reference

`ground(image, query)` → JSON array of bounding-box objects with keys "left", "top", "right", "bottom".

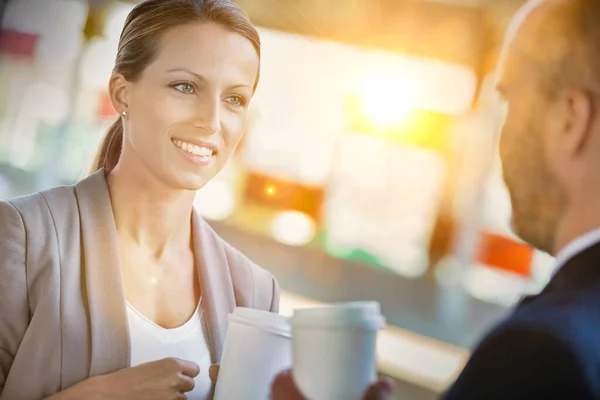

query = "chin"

[
  {"left": 160, "top": 156, "right": 223, "bottom": 191},
  {"left": 173, "top": 170, "right": 216, "bottom": 191},
  {"left": 175, "top": 176, "right": 211, "bottom": 191},
  {"left": 510, "top": 215, "right": 553, "bottom": 254}
]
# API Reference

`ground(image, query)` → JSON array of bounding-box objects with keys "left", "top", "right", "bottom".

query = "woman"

[{"left": 0, "top": 0, "right": 278, "bottom": 399}]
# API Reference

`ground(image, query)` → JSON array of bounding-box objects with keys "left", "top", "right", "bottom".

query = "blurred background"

[{"left": 0, "top": 0, "right": 556, "bottom": 398}]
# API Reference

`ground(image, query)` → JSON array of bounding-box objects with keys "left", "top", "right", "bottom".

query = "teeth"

[{"left": 173, "top": 140, "right": 213, "bottom": 157}]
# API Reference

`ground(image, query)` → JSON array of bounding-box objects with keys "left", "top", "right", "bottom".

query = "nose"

[{"left": 193, "top": 95, "right": 220, "bottom": 135}]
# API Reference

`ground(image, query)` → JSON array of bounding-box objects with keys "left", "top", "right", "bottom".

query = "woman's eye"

[
  {"left": 226, "top": 95, "right": 246, "bottom": 107},
  {"left": 174, "top": 83, "right": 195, "bottom": 94}
]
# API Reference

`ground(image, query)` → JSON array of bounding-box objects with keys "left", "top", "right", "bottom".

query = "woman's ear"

[{"left": 109, "top": 73, "right": 129, "bottom": 115}]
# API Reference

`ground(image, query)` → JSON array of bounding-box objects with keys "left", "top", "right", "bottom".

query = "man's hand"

[
  {"left": 271, "top": 370, "right": 306, "bottom": 399},
  {"left": 270, "top": 370, "right": 395, "bottom": 400}
]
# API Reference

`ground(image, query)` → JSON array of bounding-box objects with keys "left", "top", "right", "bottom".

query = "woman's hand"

[
  {"left": 270, "top": 370, "right": 395, "bottom": 400},
  {"left": 46, "top": 357, "right": 200, "bottom": 400}
]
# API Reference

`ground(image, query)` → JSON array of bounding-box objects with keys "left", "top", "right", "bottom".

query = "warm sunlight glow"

[
  {"left": 361, "top": 74, "right": 415, "bottom": 128},
  {"left": 264, "top": 184, "right": 277, "bottom": 197}
]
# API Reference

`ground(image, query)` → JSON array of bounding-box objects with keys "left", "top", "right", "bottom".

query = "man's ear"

[{"left": 561, "top": 89, "right": 593, "bottom": 156}]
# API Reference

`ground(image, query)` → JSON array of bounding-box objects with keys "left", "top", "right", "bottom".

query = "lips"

[
  {"left": 172, "top": 139, "right": 214, "bottom": 157},
  {"left": 171, "top": 137, "right": 219, "bottom": 167}
]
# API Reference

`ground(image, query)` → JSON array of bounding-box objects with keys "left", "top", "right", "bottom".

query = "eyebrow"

[{"left": 166, "top": 68, "right": 252, "bottom": 90}]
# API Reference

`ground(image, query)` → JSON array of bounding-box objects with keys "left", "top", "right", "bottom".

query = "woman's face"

[{"left": 115, "top": 22, "right": 259, "bottom": 191}]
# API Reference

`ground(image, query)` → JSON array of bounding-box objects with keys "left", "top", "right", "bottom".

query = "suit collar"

[
  {"left": 74, "top": 169, "right": 130, "bottom": 375},
  {"left": 546, "top": 239, "right": 600, "bottom": 292},
  {"left": 517, "top": 240, "right": 600, "bottom": 310},
  {"left": 551, "top": 227, "right": 600, "bottom": 279},
  {"left": 191, "top": 212, "right": 236, "bottom": 362}
]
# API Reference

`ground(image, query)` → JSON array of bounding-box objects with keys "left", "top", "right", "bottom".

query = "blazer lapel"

[
  {"left": 73, "top": 170, "right": 234, "bottom": 373},
  {"left": 192, "top": 211, "right": 236, "bottom": 363},
  {"left": 515, "top": 293, "right": 540, "bottom": 310},
  {"left": 546, "top": 241, "right": 600, "bottom": 292},
  {"left": 75, "top": 169, "right": 130, "bottom": 375}
]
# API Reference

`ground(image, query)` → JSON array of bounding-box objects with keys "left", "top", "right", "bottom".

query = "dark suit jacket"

[{"left": 443, "top": 242, "right": 600, "bottom": 399}]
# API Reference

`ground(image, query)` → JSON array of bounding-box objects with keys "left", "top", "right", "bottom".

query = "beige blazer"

[{"left": 0, "top": 169, "right": 279, "bottom": 400}]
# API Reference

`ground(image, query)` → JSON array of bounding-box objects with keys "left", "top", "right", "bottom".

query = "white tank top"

[{"left": 126, "top": 301, "right": 212, "bottom": 399}]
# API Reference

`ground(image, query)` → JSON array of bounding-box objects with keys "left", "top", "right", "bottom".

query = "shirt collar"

[{"left": 552, "top": 227, "right": 600, "bottom": 277}]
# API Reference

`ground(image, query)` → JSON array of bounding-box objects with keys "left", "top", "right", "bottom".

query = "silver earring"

[{"left": 122, "top": 110, "right": 128, "bottom": 118}]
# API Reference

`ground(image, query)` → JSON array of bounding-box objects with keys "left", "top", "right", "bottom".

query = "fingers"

[
  {"left": 158, "top": 357, "right": 199, "bottom": 391},
  {"left": 173, "top": 358, "right": 201, "bottom": 378},
  {"left": 177, "top": 373, "right": 196, "bottom": 393},
  {"left": 363, "top": 377, "right": 395, "bottom": 400},
  {"left": 209, "top": 364, "right": 220, "bottom": 384},
  {"left": 270, "top": 370, "right": 306, "bottom": 400}
]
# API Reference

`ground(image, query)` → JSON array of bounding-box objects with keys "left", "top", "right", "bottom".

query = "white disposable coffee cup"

[
  {"left": 213, "top": 307, "right": 291, "bottom": 400},
  {"left": 291, "top": 301, "right": 386, "bottom": 400}
]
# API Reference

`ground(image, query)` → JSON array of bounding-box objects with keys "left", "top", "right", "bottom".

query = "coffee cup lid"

[
  {"left": 229, "top": 307, "right": 291, "bottom": 337},
  {"left": 291, "top": 301, "right": 385, "bottom": 330}
]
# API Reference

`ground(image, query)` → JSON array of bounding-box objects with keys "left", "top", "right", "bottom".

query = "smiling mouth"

[{"left": 172, "top": 139, "right": 216, "bottom": 157}]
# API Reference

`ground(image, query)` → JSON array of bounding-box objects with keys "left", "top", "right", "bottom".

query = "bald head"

[
  {"left": 496, "top": 0, "right": 600, "bottom": 255},
  {"left": 502, "top": 0, "right": 600, "bottom": 97}
]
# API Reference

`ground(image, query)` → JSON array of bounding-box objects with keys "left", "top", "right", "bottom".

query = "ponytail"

[{"left": 89, "top": 118, "right": 123, "bottom": 175}]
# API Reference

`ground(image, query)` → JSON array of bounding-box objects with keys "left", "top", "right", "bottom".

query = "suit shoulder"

[
  {"left": 4, "top": 184, "right": 76, "bottom": 217},
  {"left": 444, "top": 322, "right": 593, "bottom": 399},
  {"left": 506, "top": 294, "right": 600, "bottom": 362},
  {"left": 0, "top": 199, "right": 25, "bottom": 242},
  {"left": 481, "top": 320, "right": 574, "bottom": 352}
]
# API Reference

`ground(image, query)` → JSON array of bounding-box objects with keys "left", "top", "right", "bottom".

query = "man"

[{"left": 271, "top": 0, "right": 600, "bottom": 398}]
